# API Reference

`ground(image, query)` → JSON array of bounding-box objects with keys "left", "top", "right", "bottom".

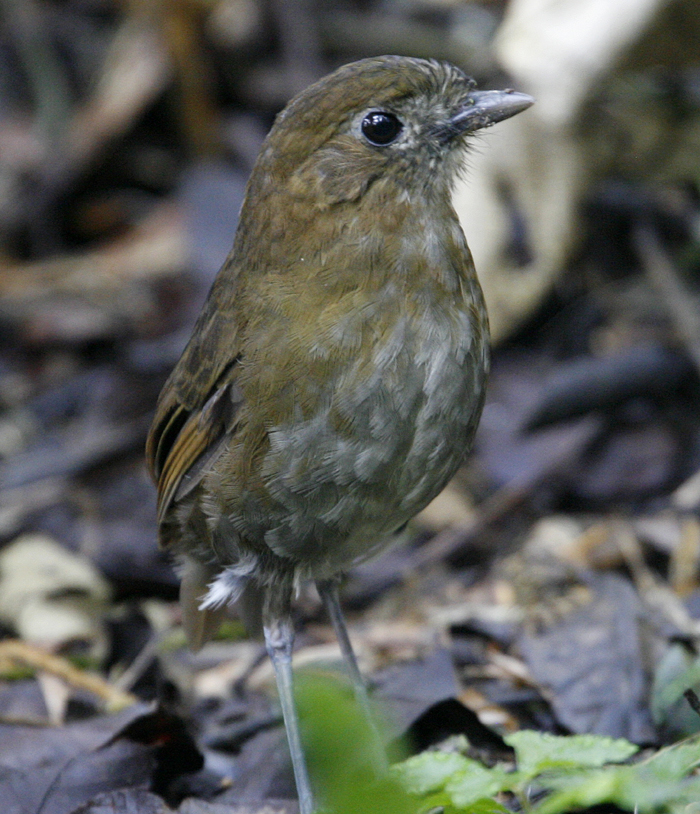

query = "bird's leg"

[
  {"left": 316, "top": 578, "right": 389, "bottom": 772},
  {"left": 316, "top": 579, "right": 366, "bottom": 697},
  {"left": 263, "top": 588, "right": 314, "bottom": 814}
]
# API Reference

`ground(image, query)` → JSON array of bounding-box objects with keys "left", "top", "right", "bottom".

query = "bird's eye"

[{"left": 361, "top": 111, "right": 403, "bottom": 146}]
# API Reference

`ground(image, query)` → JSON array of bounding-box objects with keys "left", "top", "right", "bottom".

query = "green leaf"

[
  {"left": 461, "top": 799, "right": 510, "bottom": 814},
  {"left": 505, "top": 730, "right": 638, "bottom": 778},
  {"left": 393, "top": 750, "right": 511, "bottom": 808},
  {"left": 530, "top": 767, "right": 628, "bottom": 814},
  {"left": 294, "top": 670, "right": 417, "bottom": 814},
  {"left": 532, "top": 735, "right": 700, "bottom": 814},
  {"left": 533, "top": 765, "right": 698, "bottom": 814},
  {"left": 444, "top": 764, "right": 510, "bottom": 808},
  {"left": 393, "top": 752, "right": 473, "bottom": 796},
  {"left": 265, "top": 668, "right": 700, "bottom": 814},
  {"left": 643, "top": 737, "right": 700, "bottom": 779},
  {"left": 651, "top": 643, "right": 700, "bottom": 739}
]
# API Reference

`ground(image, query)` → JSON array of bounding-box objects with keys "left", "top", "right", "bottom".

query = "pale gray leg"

[
  {"left": 263, "top": 595, "right": 314, "bottom": 814},
  {"left": 317, "top": 579, "right": 388, "bottom": 772}
]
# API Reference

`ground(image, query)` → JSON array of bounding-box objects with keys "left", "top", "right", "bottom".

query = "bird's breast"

[{"left": 253, "top": 277, "right": 488, "bottom": 571}]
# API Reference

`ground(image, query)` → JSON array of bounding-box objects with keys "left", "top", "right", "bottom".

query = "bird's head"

[{"left": 252, "top": 55, "right": 533, "bottom": 208}]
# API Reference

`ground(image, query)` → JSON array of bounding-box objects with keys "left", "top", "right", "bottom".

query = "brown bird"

[{"left": 146, "top": 55, "right": 532, "bottom": 812}]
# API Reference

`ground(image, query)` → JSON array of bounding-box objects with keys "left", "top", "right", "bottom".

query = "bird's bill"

[{"left": 442, "top": 89, "right": 534, "bottom": 140}]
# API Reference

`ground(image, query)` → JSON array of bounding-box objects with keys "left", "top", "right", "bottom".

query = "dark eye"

[{"left": 361, "top": 111, "right": 403, "bottom": 146}]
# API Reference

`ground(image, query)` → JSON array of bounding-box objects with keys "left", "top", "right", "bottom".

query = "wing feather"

[
  {"left": 145, "top": 261, "right": 244, "bottom": 536},
  {"left": 156, "top": 404, "right": 221, "bottom": 523}
]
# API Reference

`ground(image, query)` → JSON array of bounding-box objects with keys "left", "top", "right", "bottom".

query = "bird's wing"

[{"left": 146, "top": 272, "right": 243, "bottom": 529}]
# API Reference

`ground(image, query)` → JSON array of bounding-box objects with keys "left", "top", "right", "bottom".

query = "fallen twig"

[
  {"left": 0, "top": 639, "right": 137, "bottom": 712},
  {"left": 633, "top": 222, "right": 700, "bottom": 378}
]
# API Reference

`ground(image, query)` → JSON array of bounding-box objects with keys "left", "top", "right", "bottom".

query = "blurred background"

[{"left": 1, "top": 0, "right": 700, "bottom": 810}]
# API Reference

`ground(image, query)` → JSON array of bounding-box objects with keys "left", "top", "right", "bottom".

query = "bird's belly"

[{"left": 255, "top": 306, "right": 488, "bottom": 573}]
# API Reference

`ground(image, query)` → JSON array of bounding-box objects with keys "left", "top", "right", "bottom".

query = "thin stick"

[
  {"left": 634, "top": 223, "right": 700, "bottom": 377},
  {"left": 0, "top": 639, "right": 136, "bottom": 712},
  {"left": 684, "top": 688, "right": 700, "bottom": 718}
]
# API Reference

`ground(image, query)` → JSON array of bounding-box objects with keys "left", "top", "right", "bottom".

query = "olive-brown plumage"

[{"left": 146, "top": 55, "right": 532, "bottom": 812}]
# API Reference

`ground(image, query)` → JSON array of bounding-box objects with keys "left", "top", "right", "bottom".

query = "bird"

[{"left": 146, "top": 55, "right": 533, "bottom": 813}]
